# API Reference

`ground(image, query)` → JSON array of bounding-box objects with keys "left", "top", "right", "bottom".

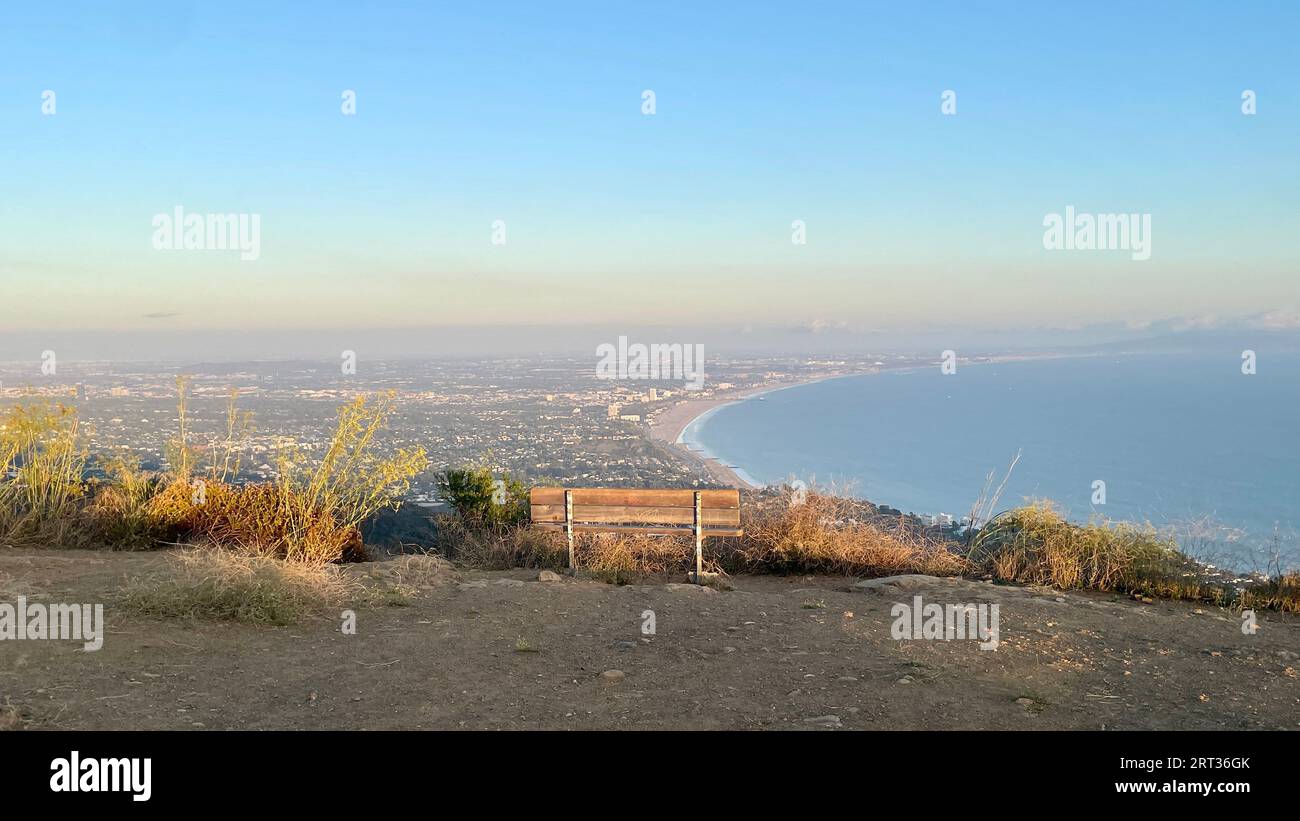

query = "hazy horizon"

[
  {"left": 4, "top": 2, "right": 1298, "bottom": 348},
  {"left": 3, "top": 320, "right": 1300, "bottom": 363}
]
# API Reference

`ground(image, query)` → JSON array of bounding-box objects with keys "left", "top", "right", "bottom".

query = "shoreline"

[
  {"left": 647, "top": 371, "right": 876, "bottom": 490},
  {"left": 646, "top": 351, "right": 1089, "bottom": 493}
]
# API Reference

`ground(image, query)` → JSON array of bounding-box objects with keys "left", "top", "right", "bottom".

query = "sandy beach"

[
  {"left": 647, "top": 373, "right": 871, "bottom": 489},
  {"left": 645, "top": 353, "right": 1077, "bottom": 492},
  {"left": 649, "top": 397, "right": 755, "bottom": 489}
]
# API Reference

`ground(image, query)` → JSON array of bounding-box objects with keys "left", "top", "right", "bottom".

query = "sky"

[{"left": 1, "top": 1, "right": 1298, "bottom": 358}]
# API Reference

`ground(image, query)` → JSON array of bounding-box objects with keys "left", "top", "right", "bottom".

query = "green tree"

[{"left": 436, "top": 462, "right": 528, "bottom": 528}]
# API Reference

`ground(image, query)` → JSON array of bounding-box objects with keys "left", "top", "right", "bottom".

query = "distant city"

[{"left": 0, "top": 353, "right": 953, "bottom": 510}]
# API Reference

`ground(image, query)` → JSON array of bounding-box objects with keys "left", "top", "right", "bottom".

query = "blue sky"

[{"left": 2, "top": 1, "right": 1297, "bottom": 353}]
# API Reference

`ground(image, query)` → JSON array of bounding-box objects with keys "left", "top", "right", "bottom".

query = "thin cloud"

[{"left": 1250, "top": 310, "right": 1300, "bottom": 329}]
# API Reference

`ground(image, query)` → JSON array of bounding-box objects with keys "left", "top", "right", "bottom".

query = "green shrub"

[{"left": 436, "top": 464, "right": 528, "bottom": 528}]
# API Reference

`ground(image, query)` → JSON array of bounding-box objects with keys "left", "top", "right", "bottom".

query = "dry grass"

[
  {"left": 446, "top": 488, "right": 968, "bottom": 581},
  {"left": 434, "top": 516, "right": 567, "bottom": 570},
  {"left": 7, "top": 394, "right": 1298, "bottom": 614},
  {"left": 0, "top": 699, "right": 25, "bottom": 731},
  {"left": 175, "top": 393, "right": 427, "bottom": 564},
  {"left": 580, "top": 531, "right": 698, "bottom": 576},
  {"left": 2, "top": 392, "right": 425, "bottom": 564},
  {"left": 963, "top": 501, "right": 1300, "bottom": 610},
  {"left": 82, "top": 455, "right": 186, "bottom": 549},
  {"left": 269, "top": 393, "right": 428, "bottom": 562},
  {"left": 1239, "top": 572, "right": 1300, "bottom": 614},
  {"left": 0, "top": 402, "right": 88, "bottom": 546},
  {"left": 968, "top": 501, "right": 1178, "bottom": 591},
  {"left": 453, "top": 488, "right": 1300, "bottom": 613},
  {"left": 122, "top": 548, "right": 357, "bottom": 624},
  {"left": 183, "top": 481, "right": 366, "bottom": 564},
  {"left": 730, "top": 489, "right": 968, "bottom": 578},
  {"left": 379, "top": 552, "right": 454, "bottom": 587}
]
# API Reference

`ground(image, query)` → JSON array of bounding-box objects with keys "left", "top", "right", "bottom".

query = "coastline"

[
  {"left": 646, "top": 351, "right": 1089, "bottom": 493},
  {"left": 647, "top": 372, "right": 873, "bottom": 490}
]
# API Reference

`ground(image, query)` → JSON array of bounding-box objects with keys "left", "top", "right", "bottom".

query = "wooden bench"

[{"left": 529, "top": 487, "right": 743, "bottom": 580}]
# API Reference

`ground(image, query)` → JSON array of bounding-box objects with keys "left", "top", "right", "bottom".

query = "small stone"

[
  {"left": 837, "top": 676, "right": 858, "bottom": 682},
  {"left": 722, "top": 646, "right": 737, "bottom": 654},
  {"left": 306, "top": 691, "right": 318, "bottom": 703},
  {"left": 805, "top": 715, "right": 841, "bottom": 727},
  {"left": 538, "top": 570, "right": 562, "bottom": 582},
  {"left": 897, "top": 676, "right": 913, "bottom": 685},
  {"left": 600, "top": 670, "right": 625, "bottom": 682},
  {"left": 688, "top": 572, "right": 734, "bottom": 590},
  {"left": 664, "top": 582, "right": 715, "bottom": 593},
  {"left": 854, "top": 574, "right": 944, "bottom": 593},
  {"left": 613, "top": 640, "right": 637, "bottom": 651},
  {"left": 1015, "top": 697, "right": 1035, "bottom": 707}
]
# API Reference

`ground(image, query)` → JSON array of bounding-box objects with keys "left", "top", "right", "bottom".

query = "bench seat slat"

[
  {"left": 530, "top": 503, "right": 740, "bottom": 526},
  {"left": 533, "top": 522, "right": 743, "bottom": 537},
  {"left": 529, "top": 487, "right": 739, "bottom": 509}
]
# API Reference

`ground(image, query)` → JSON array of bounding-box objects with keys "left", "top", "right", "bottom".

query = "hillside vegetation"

[{"left": 2, "top": 385, "right": 1296, "bottom": 619}]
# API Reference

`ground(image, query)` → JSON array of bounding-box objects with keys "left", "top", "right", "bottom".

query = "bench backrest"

[{"left": 529, "top": 487, "right": 741, "bottom": 530}]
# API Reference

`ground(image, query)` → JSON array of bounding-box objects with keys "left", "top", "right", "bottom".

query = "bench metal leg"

[
  {"left": 565, "top": 489, "right": 575, "bottom": 570},
  {"left": 693, "top": 491, "right": 703, "bottom": 583}
]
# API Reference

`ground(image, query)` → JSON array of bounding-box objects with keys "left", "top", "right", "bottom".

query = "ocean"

[{"left": 680, "top": 353, "right": 1299, "bottom": 572}]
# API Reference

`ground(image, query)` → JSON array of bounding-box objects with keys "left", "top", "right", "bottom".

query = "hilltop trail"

[{"left": 2, "top": 551, "right": 1297, "bottom": 730}]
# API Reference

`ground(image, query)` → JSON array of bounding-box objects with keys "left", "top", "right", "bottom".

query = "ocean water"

[{"left": 681, "top": 353, "right": 1299, "bottom": 571}]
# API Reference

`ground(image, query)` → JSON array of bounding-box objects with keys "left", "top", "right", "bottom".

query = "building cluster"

[{"left": 0, "top": 352, "right": 931, "bottom": 504}]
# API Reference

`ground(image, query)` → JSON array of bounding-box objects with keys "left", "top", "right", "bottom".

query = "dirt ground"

[{"left": 1, "top": 549, "right": 1298, "bottom": 730}]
